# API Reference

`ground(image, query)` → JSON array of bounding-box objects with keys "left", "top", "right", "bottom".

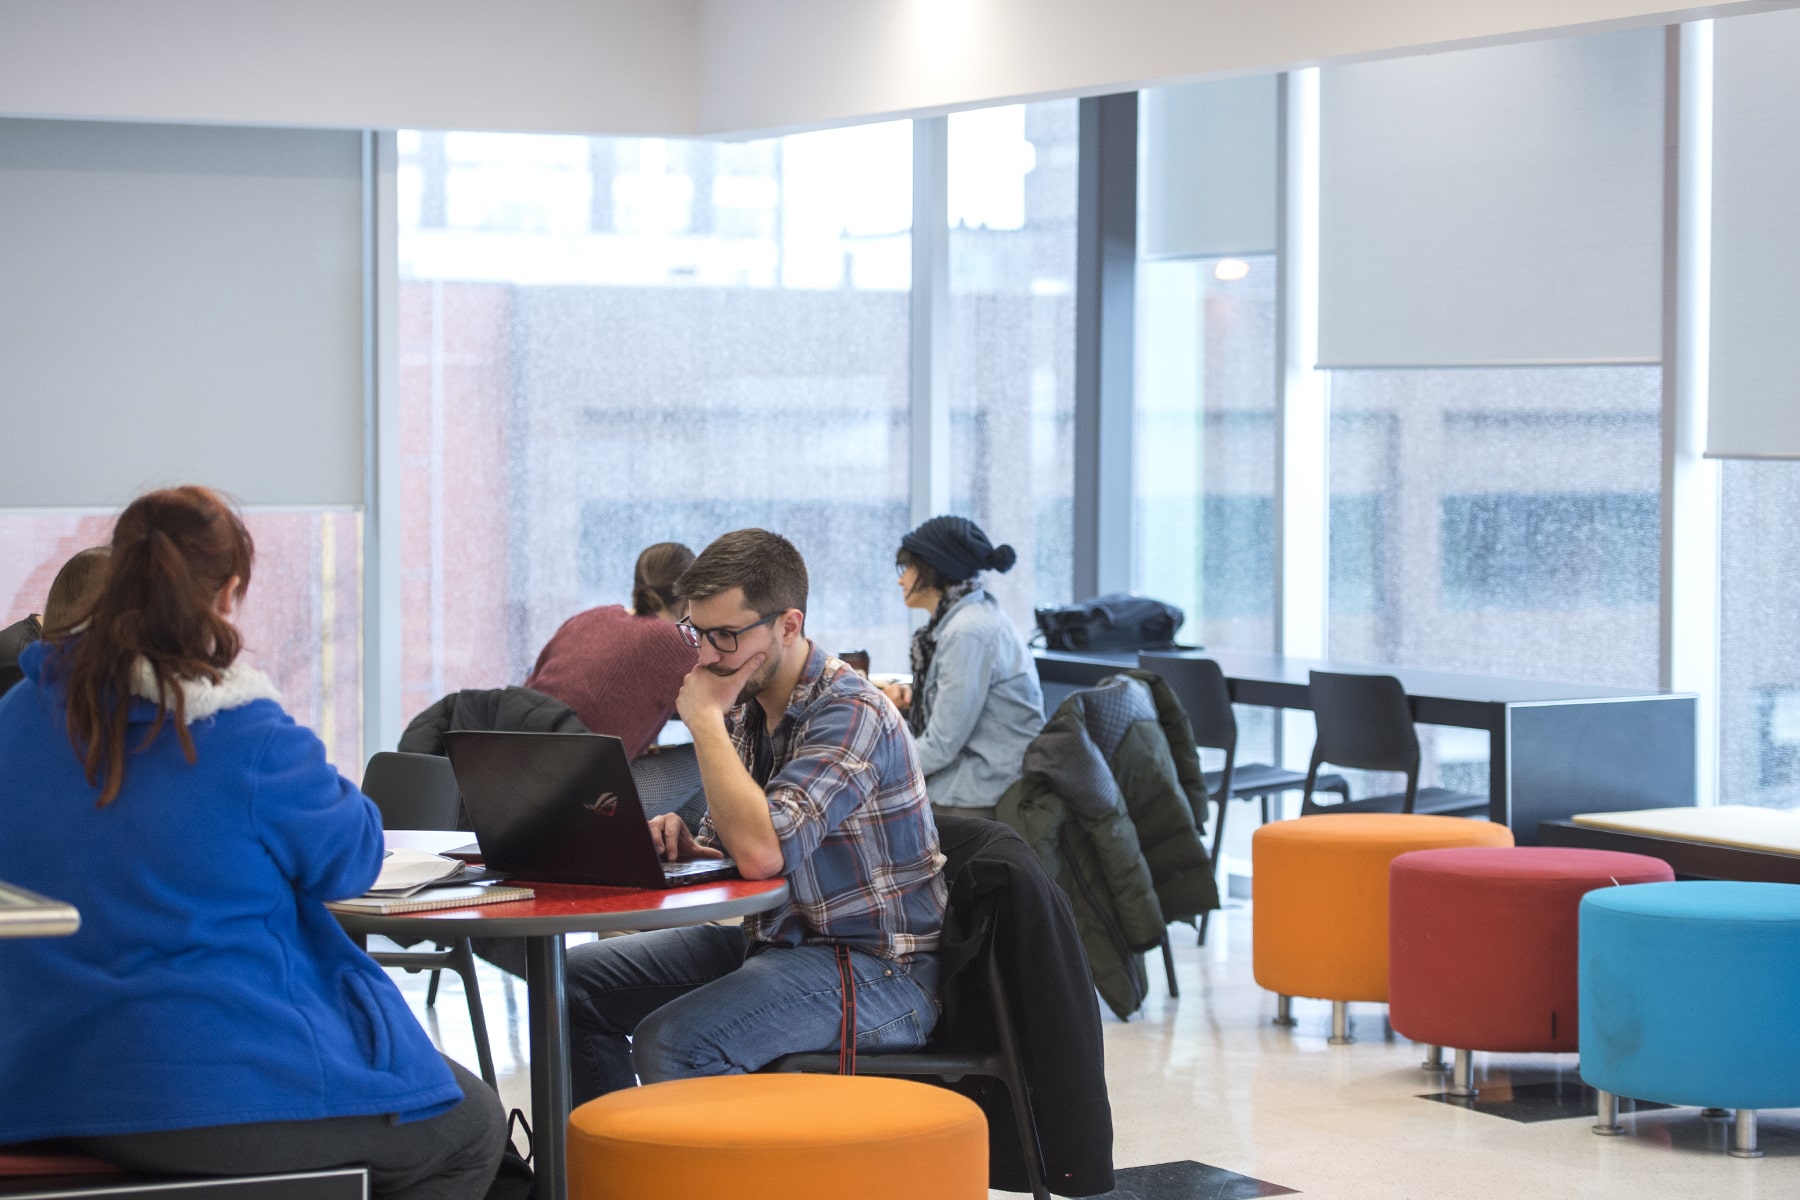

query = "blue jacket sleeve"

[
  {"left": 913, "top": 623, "right": 995, "bottom": 777},
  {"left": 249, "top": 711, "right": 384, "bottom": 901}
]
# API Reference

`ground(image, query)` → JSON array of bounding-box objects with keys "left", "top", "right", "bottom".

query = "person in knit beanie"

[{"left": 885, "top": 516, "right": 1045, "bottom": 822}]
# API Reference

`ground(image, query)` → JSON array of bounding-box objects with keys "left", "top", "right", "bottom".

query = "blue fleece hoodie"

[{"left": 0, "top": 640, "right": 461, "bottom": 1141}]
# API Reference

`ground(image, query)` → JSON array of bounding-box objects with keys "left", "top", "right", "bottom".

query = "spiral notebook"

[{"left": 327, "top": 883, "right": 535, "bottom": 916}]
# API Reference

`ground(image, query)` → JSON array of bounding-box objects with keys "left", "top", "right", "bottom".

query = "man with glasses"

[{"left": 563, "top": 528, "right": 946, "bottom": 1098}]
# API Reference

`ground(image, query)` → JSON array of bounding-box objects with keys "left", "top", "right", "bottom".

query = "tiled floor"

[{"left": 381, "top": 907, "right": 1800, "bottom": 1199}]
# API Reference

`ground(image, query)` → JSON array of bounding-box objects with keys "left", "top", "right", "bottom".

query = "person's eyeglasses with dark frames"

[
  {"left": 676, "top": 610, "right": 783, "bottom": 653},
  {"left": 894, "top": 561, "right": 909, "bottom": 579}
]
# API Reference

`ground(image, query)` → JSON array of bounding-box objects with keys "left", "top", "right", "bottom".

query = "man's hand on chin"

[{"left": 677, "top": 652, "right": 766, "bottom": 728}]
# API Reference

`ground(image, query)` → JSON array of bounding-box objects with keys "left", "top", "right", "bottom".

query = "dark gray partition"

[{"left": 1035, "top": 648, "right": 1698, "bottom": 843}]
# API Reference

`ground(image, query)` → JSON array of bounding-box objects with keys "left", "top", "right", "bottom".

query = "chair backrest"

[
  {"left": 1034, "top": 653, "right": 1127, "bottom": 715},
  {"left": 1146, "top": 656, "right": 1236, "bottom": 754},
  {"left": 361, "top": 751, "right": 464, "bottom": 830},
  {"left": 1306, "top": 670, "right": 1421, "bottom": 776}
]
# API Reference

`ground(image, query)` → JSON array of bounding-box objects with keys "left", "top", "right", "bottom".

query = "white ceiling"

[{"left": 0, "top": 0, "right": 1794, "bottom": 137}]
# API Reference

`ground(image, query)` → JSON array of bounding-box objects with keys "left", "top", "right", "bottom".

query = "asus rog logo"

[{"left": 585, "top": 792, "right": 619, "bottom": 817}]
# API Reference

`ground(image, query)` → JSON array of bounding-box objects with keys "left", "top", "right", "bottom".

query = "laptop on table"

[{"left": 442, "top": 730, "right": 737, "bottom": 890}]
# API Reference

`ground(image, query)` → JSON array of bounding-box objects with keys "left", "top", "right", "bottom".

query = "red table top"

[
  {"left": 337, "top": 852, "right": 789, "bottom": 938},
  {"left": 415, "top": 877, "right": 786, "bottom": 922}
]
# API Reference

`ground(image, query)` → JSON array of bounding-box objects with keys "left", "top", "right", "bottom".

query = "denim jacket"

[{"left": 914, "top": 588, "right": 1045, "bottom": 811}]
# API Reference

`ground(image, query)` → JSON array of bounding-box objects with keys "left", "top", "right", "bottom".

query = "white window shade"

[
  {"left": 1317, "top": 30, "right": 1665, "bottom": 369},
  {"left": 0, "top": 119, "right": 364, "bottom": 509},
  {"left": 1709, "top": 9, "right": 1800, "bottom": 460},
  {"left": 1141, "top": 76, "right": 1278, "bottom": 260}
]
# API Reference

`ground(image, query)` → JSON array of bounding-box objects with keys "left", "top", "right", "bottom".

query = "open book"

[{"left": 370, "top": 848, "right": 476, "bottom": 898}]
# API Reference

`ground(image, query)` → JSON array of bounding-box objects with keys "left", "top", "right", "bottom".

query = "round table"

[{"left": 336, "top": 865, "right": 788, "bottom": 1200}]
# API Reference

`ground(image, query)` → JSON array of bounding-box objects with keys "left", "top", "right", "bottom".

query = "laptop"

[{"left": 442, "top": 730, "right": 738, "bottom": 889}]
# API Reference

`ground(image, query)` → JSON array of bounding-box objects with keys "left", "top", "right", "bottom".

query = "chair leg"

[
  {"left": 1274, "top": 994, "right": 1297, "bottom": 1027},
  {"left": 986, "top": 956, "right": 1051, "bottom": 1200},
  {"left": 1421, "top": 1044, "right": 1447, "bottom": 1072},
  {"left": 1159, "top": 930, "right": 1179, "bottom": 999},
  {"left": 449, "top": 939, "right": 498, "bottom": 1089},
  {"left": 425, "top": 969, "right": 441, "bottom": 1008},
  {"left": 1197, "top": 910, "right": 1211, "bottom": 946}
]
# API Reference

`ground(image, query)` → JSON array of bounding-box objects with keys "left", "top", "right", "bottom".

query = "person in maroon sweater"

[{"left": 523, "top": 542, "right": 699, "bottom": 760}]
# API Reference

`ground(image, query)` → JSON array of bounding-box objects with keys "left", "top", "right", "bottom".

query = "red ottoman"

[{"left": 1388, "top": 846, "right": 1674, "bottom": 1096}]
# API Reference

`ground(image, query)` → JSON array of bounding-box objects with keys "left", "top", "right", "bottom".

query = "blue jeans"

[{"left": 564, "top": 925, "right": 940, "bottom": 1102}]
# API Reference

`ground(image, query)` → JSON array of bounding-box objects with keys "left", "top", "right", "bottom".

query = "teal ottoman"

[{"left": 1580, "top": 880, "right": 1800, "bottom": 1157}]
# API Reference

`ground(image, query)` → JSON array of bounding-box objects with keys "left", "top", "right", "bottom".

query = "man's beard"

[
  {"left": 707, "top": 650, "right": 780, "bottom": 705},
  {"left": 738, "top": 652, "right": 779, "bottom": 703}
]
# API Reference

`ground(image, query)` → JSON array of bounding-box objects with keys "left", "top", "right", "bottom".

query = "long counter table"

[
  {"left": 1539, "top": 806, "right": 1800, "bottom": 883},
  {"left": 1034, "top": 648, "right": 1697, "bottom": 845}
]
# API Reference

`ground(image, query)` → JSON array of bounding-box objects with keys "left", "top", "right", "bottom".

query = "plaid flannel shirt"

[{"left": 699, "top": 641, "right": 946, "bottom": 961}]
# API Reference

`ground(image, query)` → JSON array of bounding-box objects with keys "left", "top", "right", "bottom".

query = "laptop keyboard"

[{"left": 662, "top": 858, "right": 736, "bottom": 878}]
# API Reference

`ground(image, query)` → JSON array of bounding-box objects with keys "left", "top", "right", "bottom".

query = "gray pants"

[{"left": 68, "top": 1057, "right": 506, "bottom": 1200}]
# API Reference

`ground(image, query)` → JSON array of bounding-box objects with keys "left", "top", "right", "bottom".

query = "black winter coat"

[
  {"left": 931, "top": 815, "right": 1114, "bottom": 1197},
  {"left": 397, "top": 686, "right": 589, "bottom": 757}
]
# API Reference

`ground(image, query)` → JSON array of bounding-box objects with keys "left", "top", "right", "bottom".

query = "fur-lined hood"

[{"left": 128, "top": 658, "right": 281, "bottom": 723}]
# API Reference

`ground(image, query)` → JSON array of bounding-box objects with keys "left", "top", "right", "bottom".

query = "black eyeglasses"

[
  {"left": 677, "top": 611, "right": 782, "bottom": 653},
  {"left": 894, "top": 561, "right": 909, "bottom": 579}
]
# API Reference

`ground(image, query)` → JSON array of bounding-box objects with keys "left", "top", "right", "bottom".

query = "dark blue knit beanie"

[{"left": 901, "top": 515, "right": 1017, "bottom": 583}]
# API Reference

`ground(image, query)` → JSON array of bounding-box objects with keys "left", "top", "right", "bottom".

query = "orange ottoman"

[
  {"left": 1253, "top": 813, "right": 1513, "bottom": 1042},
  {"left": 1388, "top": 846, "right": 1674, "bottom": 1096},
  {"left": 567, "top": 1074, "right": 988, "bottom": 1200}
]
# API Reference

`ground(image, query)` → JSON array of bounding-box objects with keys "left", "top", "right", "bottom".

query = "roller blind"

[
  {"left": 1318, "top": 29, "right": 1665, "bottom": 369},
  {"left": 1140, "top": 75, "right": 1278, "bottom": 260},
  {"left": 0, "top": 119, "right": 365, "bottom": 508},
  {"left": 1709, "top": 9, "right": 1800, "bottom": 459}
]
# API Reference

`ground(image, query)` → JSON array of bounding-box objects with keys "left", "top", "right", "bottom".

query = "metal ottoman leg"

[
  {"left": 1593, "top": 1089, "right": 1624, "bottom": 1135},
  {"left": 1448, "top": 1048, "right": 1475, "bottom": 1097},
  {"left": 1421, "top": 1044, "right": 1447, "bottom": 1072},
  {"left": 1328, "top": 1000, "right": 1351, "bottom": 1045},
  {"left": 1729, "top": 1109, "right": 1763, "bottom": 1159},
  {"left": 1274, "top": 994, "right": 1297, "bottom": 1027}
]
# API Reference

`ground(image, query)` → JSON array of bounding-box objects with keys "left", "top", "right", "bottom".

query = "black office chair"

[
  {"left": 1033, "top": 651, "right": 1131, "bottom": 716},
  {"left": 1149, "top": 656, "right": 1348, "bottom": 941},
  {"left": 1298, "top": 671, "right": 1488, "bottom": 818},
  {"left": 629, "top": 743, "right": 708, "bottom": 833},
  {"left": 765, "top": 936, "right": 1048, "bottom": 1199},
  {"left": 762, "top": 818, "right": 1113, "bottom": 1200},
  {"left": 360, "top": 751, "right": 497, "bottom": 1087}
]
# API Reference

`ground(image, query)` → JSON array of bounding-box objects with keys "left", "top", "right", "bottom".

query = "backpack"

[
  {"left": 486, "top": 1109, "right": 535, "bottom": 1200},
  {"left": 1033, "top": 594, "right": 1186, "bottom": 654}
]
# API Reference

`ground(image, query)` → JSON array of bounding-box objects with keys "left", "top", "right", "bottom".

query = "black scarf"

[{"left": 907, "top": 580, "right": 979, "bottom": 737}]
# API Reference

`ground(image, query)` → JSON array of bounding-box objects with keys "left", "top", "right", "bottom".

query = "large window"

[
  {"left": 946, "top": 102, "right": 1079, "bottom": 631},
  {"left": 1326, "top": 366, "right": 1662, "bottom": 791},
  {"left": 1133, "top": 254, "right": 1278, "bottom": 652},
  {"left": 1720, "top": 461, "right": 1800, "bottom": 810},
  {"left": 397, "top": 125, "right": 916, "bottom": 714},
  {"left": 1327, "top": 366, "right": 1662, "bottom": 683},
  {"left": 0, "top": 511, "right": 362, "bottom": 772}
]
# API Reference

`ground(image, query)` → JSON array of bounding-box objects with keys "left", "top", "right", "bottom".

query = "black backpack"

[
  {"left": 1032, "top": 593, "right": 1186, "bottom": 654},
  {"left": 486, "top": 1109, "right": 535, "bottom": 1200}
]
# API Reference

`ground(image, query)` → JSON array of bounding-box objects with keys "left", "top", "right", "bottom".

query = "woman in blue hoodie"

[{"left": 0, "top": 486, "right": 503, "bottom": 1200}]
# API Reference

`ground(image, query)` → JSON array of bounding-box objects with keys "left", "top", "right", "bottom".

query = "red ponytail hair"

[{"left": 62, "top": 486, "right": 255, "bottom": 806}]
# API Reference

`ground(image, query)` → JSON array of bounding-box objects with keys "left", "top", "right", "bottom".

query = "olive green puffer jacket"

[{"left": 997, "top": 669, "right": 1220, "bottom": 1019}]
